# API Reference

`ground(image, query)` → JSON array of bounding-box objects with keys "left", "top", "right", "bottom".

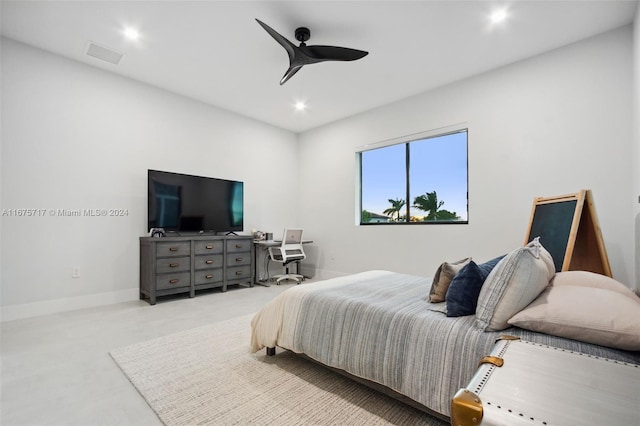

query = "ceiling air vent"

[{"left": 86, "top": 42, "right": 124, "bottom": 65}]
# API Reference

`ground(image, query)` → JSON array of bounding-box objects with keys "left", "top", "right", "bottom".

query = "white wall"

[
  {"left": 634, "top": 4, "right": 640, "bottom": 292},
  {"left": 298, "top": 26, "right": 637, "bottom": 289},
  {"left": 0, "top": 38, "right": 298, "bottom": 320}
]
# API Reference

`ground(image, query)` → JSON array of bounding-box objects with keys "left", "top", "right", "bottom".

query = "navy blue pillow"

[
  {"left": 446, "top": 255, "right": 505, "bottom": 317},
  {"left": 477, "top": 255, "right": 504, "bottom": 278},
  {"left": 445, "top": 261, "right": 484, "bottom": 317}
]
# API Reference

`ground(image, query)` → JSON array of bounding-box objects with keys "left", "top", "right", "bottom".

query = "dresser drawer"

[
  {"left": 194, "top": 240, "right": 224, "bottom": 255},
  {"left": 226, "top": 252, "right": 251, "bottom": 267},
  {"left": 156, "top": 242, "right": 191, "bottom": 257},
  {"left": 226, "top": 239, "right": 251, "bottom": 253},
  {"left": 226, "top": 265, "right": 251, "bottom": 281},
  {"left": 155, "top": 272, "right": 191, "bottom": 290},
  {"left": 194, "top": 269, "right": 224, "bottom": 285},
  {"left": 195, "top": 254, "right": 223, "bottom": 270},
  {"left": 156, "top": 256, "right": 190, "bottom": 274}
]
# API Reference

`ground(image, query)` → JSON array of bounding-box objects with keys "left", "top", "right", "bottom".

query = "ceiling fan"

[{"left": 256, "top": 19, "right": 368, "bottom": 85}]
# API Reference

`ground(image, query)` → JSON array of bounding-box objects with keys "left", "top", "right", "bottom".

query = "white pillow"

[
  {"left": 552, "top": 270, "right": 638, "bottom": 301},
  {"left": 508, "top": 285, "right": 640, "bottom": 351},
  {"left": 475, "top": 238, "right": 555, "bottom": 331}
]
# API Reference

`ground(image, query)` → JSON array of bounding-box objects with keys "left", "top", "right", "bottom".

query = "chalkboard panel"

[
  {"left": 524, "top": 190, "right": 611, "bottom": 277},
  {"left": 527, "top": 200, "right": 577, "bottom": 272}
]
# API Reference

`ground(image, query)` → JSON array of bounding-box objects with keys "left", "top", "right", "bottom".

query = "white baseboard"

[{"left": 0, "top": 288, "right": 139, "bottom": 322}]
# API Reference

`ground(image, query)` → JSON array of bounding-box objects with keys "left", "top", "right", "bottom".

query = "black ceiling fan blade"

[
  {"left": 280, "top": 65, "right": 303, "bottom": 85},
  {"left": 304, "top": 45, "right": 368, "bottom": 62},
  {"left": 255, "top": 19, "right": 296, "bottom": 62}
]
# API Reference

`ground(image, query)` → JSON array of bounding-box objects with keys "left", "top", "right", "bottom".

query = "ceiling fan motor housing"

[{"left": 295, "top": 27, "right": 310, "bottom": 43}]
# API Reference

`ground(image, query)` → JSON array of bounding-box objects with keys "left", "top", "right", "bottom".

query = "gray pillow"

[
  {"left": 475, "top": 238, "right": 555, "bottom": 331},
  {"left": 428, "top": 258, "right": 471, "bottom": 303}
]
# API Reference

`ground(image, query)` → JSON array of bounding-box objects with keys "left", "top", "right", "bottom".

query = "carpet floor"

[{"left": 110, "top": 314, "right": 449, "bottom": 425}]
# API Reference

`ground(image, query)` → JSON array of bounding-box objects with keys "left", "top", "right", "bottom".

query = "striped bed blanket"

[{"left": 250, "top": 270, "right": 640, "bottom": 417}]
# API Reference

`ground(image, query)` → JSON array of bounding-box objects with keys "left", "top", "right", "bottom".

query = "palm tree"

[
  {"left": 413, "top": 191, "right": 460, "bottom": 221},
  {"left": 361, "top": 210, "right": 372, "bottom": 223},
  {"left": 383, "top": 198, "right": 406, "bottom": 221}
]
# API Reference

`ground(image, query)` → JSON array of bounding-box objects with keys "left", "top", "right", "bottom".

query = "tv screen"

[{"left": 147, "top": 169, "right": 243, "bottom": 233}]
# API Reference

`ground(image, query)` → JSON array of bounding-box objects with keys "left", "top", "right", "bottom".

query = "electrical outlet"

[{"left": 72, "top": 267, "right": 81, "bottom": 278}]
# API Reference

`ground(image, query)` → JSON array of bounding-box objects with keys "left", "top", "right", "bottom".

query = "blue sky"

[{"left": 361, "top": 131, "right": 468, "bottom": 220}]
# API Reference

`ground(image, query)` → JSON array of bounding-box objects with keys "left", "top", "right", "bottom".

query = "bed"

[{"left": 250, "top": 269, "right": 640, "bottom": 419}]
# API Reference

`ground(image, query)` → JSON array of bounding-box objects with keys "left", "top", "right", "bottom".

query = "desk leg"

[{"left": 254, "top": 243, "right": 271, "bottom": 287}]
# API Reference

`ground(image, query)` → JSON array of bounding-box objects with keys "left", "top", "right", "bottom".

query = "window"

[{"left": 359, "top": 129, "right": 468, "bottom": 224}]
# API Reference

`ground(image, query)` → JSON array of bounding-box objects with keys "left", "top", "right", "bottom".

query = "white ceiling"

[{"left": 1, "top": 1, "right": 637, "bottom": 133}]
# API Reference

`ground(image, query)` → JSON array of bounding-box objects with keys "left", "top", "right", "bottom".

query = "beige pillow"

[
  {"left": 552, "top": 271, "right": 639, "bottom": 301},
  {"left": 475, "top": 238, "right": 555, "bottom": 331},
  {"left": 508, "top": 285, "right": 640, "bottom": 351},
  {"left": 429, "top": 258, "right": 471, "bottom": 303}
]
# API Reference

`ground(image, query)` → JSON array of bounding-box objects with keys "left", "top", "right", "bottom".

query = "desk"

[{"left": 253, "top": 240, "right": 313, "bottom": 287}]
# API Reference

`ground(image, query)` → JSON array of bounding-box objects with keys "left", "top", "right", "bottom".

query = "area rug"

[{"left": 110, "top": 314, "right": 448, "bottom": 425}]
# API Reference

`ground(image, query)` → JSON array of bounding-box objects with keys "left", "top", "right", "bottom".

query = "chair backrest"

[
  {"left": 269, "top": 228, "right": 305, "bottom": 264},
  {"left": 283, "top": 229, "right": 303, "bottom": 245}
]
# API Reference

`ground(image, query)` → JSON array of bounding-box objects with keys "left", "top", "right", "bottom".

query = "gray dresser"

[{"left": 140, "top": 235, "right": 254, "bottom": 305}]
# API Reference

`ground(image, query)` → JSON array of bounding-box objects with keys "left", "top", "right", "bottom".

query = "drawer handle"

[
  {"left": 205, "top": 260, "right": 214, "bottom": 264},
  {"left": 169, "top": 279, "right": 179, "bottom": 284},
  {"left": 206, "top": 245, "right": 214, "bottom": 249},
  {"left": 236, "top": 257, "right": 243, "bottom": 262},
  {"left": 169, "top": 247, "right": 179, "bottom": 252},
  {"left": 205, "top": 274, "right": 213, "bottom": 279},
  {"left": 235, "top": 271, "right": 243, "bottom": 276},
  {"left": 169, "top": 263, "right": 179, "bottom": 268},
  {"left": 235, "top": 244, "right": 242, "bottom": 248}
]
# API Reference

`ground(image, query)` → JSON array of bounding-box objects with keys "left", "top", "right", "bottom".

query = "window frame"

[{"left": 357, "top": 127, "right": 469, "bottom": 226}]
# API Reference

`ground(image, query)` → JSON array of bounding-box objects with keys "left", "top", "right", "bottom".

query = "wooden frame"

[{"left": 524, "top": 189, "right": 611, "bottom": 277}]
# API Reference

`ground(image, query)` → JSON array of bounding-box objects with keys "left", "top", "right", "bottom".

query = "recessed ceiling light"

[
  {"left": 490, "top": 8, "right": 508, "bottom": 24},
  {"left": 294, "top": 101, "right": 307, "bottom": 112},
  {"left": 123, "top": 27, "right": 140, "bottom": 41}
]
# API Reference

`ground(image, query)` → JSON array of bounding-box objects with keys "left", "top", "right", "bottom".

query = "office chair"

[{"left": 268, "top": 229, "right": 306, "bottom": 284}]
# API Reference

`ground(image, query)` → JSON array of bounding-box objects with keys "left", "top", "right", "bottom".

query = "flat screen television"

[{"left": 147, "top": 169, "right": 243, "bottom": 234}]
